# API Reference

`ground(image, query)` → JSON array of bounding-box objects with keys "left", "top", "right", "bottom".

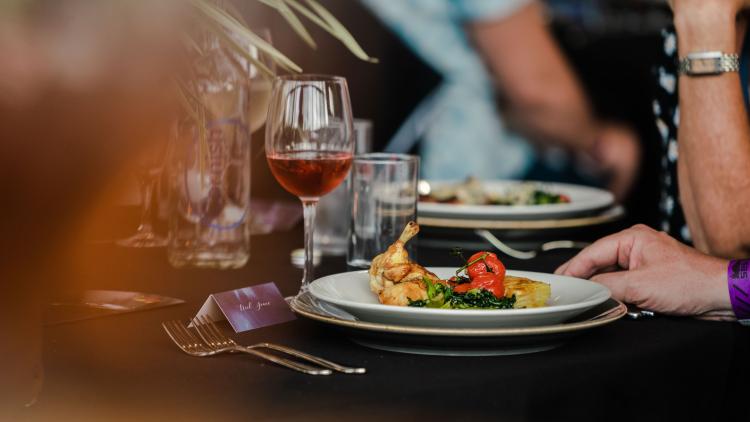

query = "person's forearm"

[
  {"left": 675, "top": 9, "right": 750, "bottom": 257},
  {"left": 469, "top": 2, "right": 600, "bottom": 152},
  {"left": 502, "top": 84, "right": 599, "bottom": 151}
]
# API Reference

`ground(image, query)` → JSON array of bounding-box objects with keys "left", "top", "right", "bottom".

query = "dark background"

[{"left": 241, "top": 0, "right": 672, "bottom": 230}]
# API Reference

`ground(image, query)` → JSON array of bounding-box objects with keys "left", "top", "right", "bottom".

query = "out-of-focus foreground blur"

[{"left": 0, "top": 0, "right": 186, "bottom": 414}]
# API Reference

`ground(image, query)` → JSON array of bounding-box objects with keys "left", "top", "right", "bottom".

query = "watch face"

[
  {"left": 687, "top": 52, "right": 723, "bottom": 74},
  {"left": 691, "top": 57, "right": 721, "bottom": 74}
]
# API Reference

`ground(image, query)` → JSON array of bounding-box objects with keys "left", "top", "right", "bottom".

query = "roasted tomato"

[
  {"left": 466, "top": 251, "right": 506, "bottom": 279},
  {"left": 466, "top": 261, "right": 488, "bottom": 279},
  {"left": 454, "top": 251, "right": 507, "bottom": 298},
  {"left": 452, "top": 273, "right": 505, "bottom": 298},
  {"left": 469, "top": 273, "right": 505, "bottom": 298},
  {"left": 452, "top": 283, "right": 473, "bottom": 294}
]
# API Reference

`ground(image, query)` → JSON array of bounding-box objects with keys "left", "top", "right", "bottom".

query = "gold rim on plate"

[{"left": 290, "top": 296, "right": 627, "bottom": 337}]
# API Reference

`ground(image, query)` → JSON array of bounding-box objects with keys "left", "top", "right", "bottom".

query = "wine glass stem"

[
  {"left": 300, "top": 199, "right": 318, "bottom": 294},
  {"left": 136, "top": 175, "right": 157, "bottom": 234}
]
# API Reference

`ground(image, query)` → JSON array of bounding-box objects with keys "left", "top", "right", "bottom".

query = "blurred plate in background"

[
  {"left": 418, "top": 205, "right": 624, "bottom": 231},
  {"left": 418, "top": 180, "right": 614, "bottom": 220}
]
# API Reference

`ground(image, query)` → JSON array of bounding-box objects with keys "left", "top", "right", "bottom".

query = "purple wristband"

[{"left": 728, "top": 260, "right": 750, "bottom": 321}]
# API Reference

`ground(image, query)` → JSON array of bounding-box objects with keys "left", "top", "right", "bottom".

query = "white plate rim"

[{"left": 308, "top": 268, "right": 611, "bottom": 317}]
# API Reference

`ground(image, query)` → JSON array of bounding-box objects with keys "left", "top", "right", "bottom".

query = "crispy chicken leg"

[{"left": 368, "top": 222, "right": 440, "bottom": 305}]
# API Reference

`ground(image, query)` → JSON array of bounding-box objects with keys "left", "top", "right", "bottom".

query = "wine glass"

[
  {"left": 265, "top": 75, "right": 354, "bottom": 294},
  {"left": 116, "top": 137, "right": 171, "bottom": 248}
]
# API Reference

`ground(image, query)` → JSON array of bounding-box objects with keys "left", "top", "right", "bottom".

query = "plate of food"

[
  {"left": 308, "top": 222, "right": 610, "bottom": 328},
  {"left": 418, "top": 178, "right": 614, "bottom": 220}
]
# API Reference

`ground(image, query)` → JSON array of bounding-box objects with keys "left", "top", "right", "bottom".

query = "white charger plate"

[
  {"left": 418, "top": 180, "right": 614, "bottom": 221},
  {"left": 308, "top": 268, "right": 610, "bottom": 328},
  {"left": 290, "top": 294, "right": 626, "bottom": 356}
]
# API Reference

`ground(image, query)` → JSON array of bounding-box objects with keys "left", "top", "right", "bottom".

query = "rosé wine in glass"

[{"left": 267, "top": 151, "right": 352, "bottom": 198}]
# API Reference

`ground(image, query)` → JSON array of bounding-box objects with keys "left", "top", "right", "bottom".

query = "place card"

[
  {"left": 46, "top": 290, "right": 185, "bottom": 325},
  {"left": 191, "top": 282, "right": 296, "bottom": 333}
]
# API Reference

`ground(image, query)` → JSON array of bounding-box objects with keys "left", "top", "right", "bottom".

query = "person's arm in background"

[
  {"left": 468, "top": 2, "right": 640, "bottom": 200},
  {"left": 669, "top": 0, "right": 750, "bottom": 257}
]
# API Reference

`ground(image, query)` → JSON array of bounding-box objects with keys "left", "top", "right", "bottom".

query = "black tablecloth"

[{"left": 29, "top": 228, "right": 750, "bottom": 421}]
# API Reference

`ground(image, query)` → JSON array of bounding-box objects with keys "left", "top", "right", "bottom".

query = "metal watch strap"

[{"left": 678, "top": 52, "right": 739, "bottom": 75}]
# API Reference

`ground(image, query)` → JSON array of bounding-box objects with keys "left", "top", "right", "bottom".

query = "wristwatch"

[{"left": 678, "top": 51, "right": 739, "bottom": 76}]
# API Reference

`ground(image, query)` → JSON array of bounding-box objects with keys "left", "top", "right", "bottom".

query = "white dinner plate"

[
  {"left": 418, "top": 180, "right": 614, "bottom": 220},
  {"left": 308, "top": 268, "right": 610, "bottom": 328}
]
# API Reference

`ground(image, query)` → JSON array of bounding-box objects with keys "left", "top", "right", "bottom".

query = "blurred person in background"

[
  {"left": 362, "top": 0, "right": 640, "bottom": 200},
  {"left": 653, "top": 0, "right": 750, "bottom": 257},
  {"left": 0, "top": 0, "right": 184, "bottom": 413}
]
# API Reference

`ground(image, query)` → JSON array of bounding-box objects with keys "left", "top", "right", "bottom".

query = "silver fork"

[
  {"left": 475, "top": 229, "right": 590, "bottom": 260},
  {"left": 162, "top": 320, "right": 331, "bottom": 375},
  {"left": 193, "top": 316, "right": 366, "bottom": 374}
]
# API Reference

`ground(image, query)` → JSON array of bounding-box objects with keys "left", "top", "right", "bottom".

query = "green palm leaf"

[
  {"left": 257, "top": 0, "right": 317, "bottom": 49},
  {"left": 300, "top": 0, "right": 377, "bottom": 63},
  {"left": 192, "top": 0, "right": 303, "bottom": 73},
  {"left": 200, "top": 15, "right": 276, "bottom": 78}
]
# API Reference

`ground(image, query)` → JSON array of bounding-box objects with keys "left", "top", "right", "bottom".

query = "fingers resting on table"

[{"left": 554, "top": 224, "right": 733, "bottom": 317}]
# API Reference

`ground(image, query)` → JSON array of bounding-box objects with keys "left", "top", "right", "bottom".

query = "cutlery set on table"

[{"left": 162, "top": 316, "right": 366, "bottom": 376}]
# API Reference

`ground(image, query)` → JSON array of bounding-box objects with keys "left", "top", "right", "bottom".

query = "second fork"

[
  {"left": 162, "top": 320, "right": 330, "bottom": 375},
  {"left": 192, "top": 316, "right": 366, "bottom": 375}
]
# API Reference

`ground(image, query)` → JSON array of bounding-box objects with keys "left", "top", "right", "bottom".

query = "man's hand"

[
  {"left": 555, "top": 225, "right": 732, "bottom": 317},
  {"left": 593, "top": 125, "right": 640, "bottom": 202}
]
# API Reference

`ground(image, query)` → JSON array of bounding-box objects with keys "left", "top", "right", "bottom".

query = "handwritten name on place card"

[{"left": 193, "top": 282, "right": 295, "bottom": 333}]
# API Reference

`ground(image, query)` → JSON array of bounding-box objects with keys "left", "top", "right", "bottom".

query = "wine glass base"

[
  {"left": 295, "top": 285, "right": 310, "bottom": 300},
  {"left": 116, "top": 232, "right": 168, "bottom": 248}
]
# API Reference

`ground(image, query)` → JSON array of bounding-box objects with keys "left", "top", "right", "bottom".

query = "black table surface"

[{"left": 29, "top": 228, "right": 750, "bottom": 422}]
